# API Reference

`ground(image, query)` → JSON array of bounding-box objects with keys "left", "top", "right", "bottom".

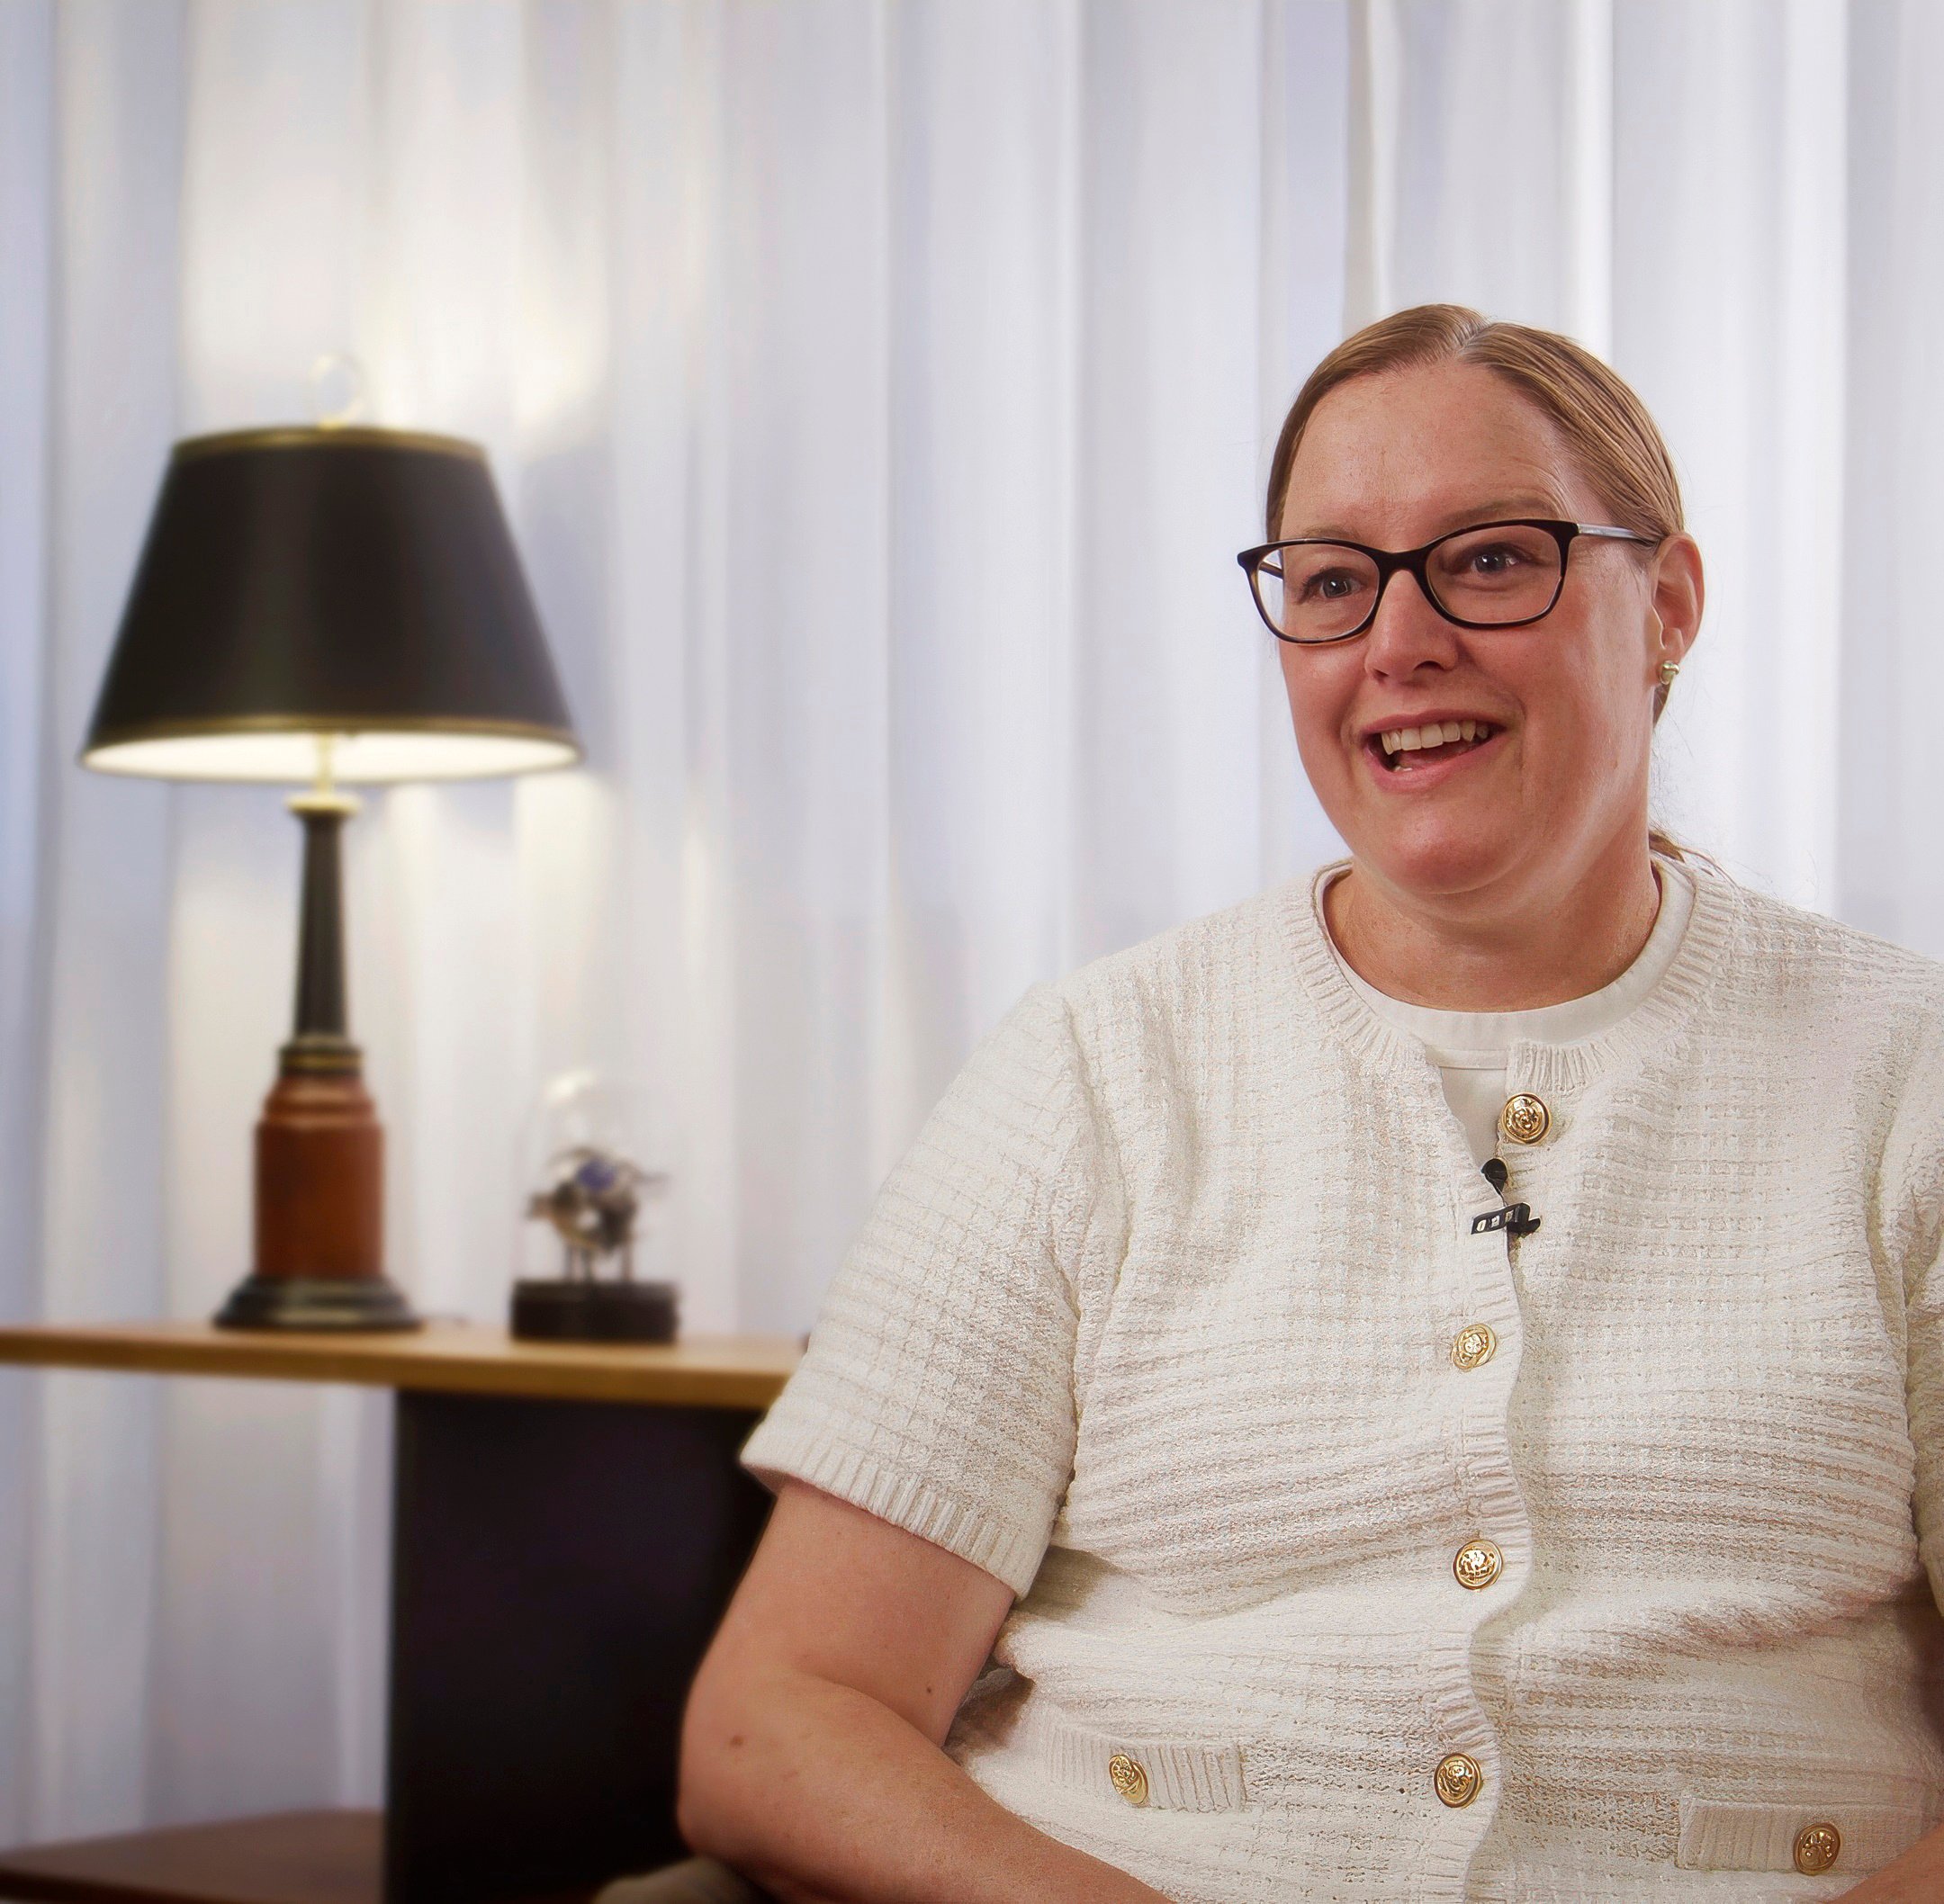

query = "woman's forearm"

[
  {"left": 1834, "top": 1819, "right": 1944, "bottom": 1902},
  {"left": 680, "top": 1663, "right": 1172, "bottom": 1904}
]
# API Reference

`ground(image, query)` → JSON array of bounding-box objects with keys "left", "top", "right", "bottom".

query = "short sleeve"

[
  {"left": 1890, "top": 1031, "right": 1944, "bottom": 1612},
  {"left": 742, "top": 982, "right": 1120, "bottom": 1597},
  {"left": 1911, "top": 1248, "right": 1944, "bottom": 1612}
]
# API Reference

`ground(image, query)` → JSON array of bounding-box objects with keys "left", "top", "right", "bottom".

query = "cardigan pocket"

[
  {"left": 1015, "top": 1702, "right": 1250, "bottom": 1813},
  {"left": 1675, "top": 1795, "right": 1938, "bottom": 1875}
]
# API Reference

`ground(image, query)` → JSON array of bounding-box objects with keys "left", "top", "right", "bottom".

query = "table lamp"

[{"left": 81, "top": 425, "right": 580, "bottom": 1331}]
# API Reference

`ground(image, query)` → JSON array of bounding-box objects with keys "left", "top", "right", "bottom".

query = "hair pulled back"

[{"left": 1265, "top": 303, "right": 1682, "bottom": 539}]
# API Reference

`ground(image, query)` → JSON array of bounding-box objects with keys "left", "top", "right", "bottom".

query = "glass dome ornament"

[{"left": 512, "top": 1070, "right": 676, "bottom": 1343}]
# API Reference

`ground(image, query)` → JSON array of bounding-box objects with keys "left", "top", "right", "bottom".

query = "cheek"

[
  {"left": 1519, "top": 632, "right": 1649, "bottom": 782},
  {"left": 1279, "top": 651, "right": 1354, "bottom": 762}
]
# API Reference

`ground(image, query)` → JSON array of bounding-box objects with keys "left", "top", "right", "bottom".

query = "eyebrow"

[{"left": 1286, "top": 496, "right": 1569, "bottom": 542}]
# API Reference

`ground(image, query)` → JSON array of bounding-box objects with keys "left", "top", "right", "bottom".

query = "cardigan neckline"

[{"left": 1274, "top": 850, "right": 1742, "bottom": 1094}]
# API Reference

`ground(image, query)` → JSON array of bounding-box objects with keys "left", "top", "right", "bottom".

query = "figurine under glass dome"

[{"left": 511, "top": 1073, "right": 678, "bottom": 1343}]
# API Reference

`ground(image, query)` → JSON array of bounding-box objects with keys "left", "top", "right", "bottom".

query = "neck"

[{"left": 1326, "top": 833, "right": 1663, "bottom": 1011}]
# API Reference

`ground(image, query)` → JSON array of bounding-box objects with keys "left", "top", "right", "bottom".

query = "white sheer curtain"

[{"left": 3, "top": 0, "right": 1938, "bottom": 1846}]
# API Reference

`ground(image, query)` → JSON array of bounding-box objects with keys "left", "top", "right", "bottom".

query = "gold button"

[
  {"left": 1451, "top": 1322, "right": 1497, "bottom": 1370},
  {"left": 1107, "top": 1753, "right": 1148, "bottom": 1807},
  {"left": 1434, "top": 1753, "right": 1482, "bottom": 1807},
  {"left": 1498, "top": 1092, "right": 1551, "bottom": 1145},
  {"left": 1453, "top": 1538, "right": 1503, "bottom": 1590},
  {"left": 1793, "top": 1822, "right": 1841, "bottom": 1874}
]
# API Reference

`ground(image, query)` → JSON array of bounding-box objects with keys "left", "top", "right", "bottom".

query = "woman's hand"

[
  {"left": 1832, "top": 1820, "right": 1944, "bottom": 1901},
  {"left": 679, "top": 1480, "right": 1173, "bottom": 1904}
]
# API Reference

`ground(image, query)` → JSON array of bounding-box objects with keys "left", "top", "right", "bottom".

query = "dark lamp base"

[
  {"left": 510, "top": 1280, "right": 679, "bottom": 1344},
  {"left": 215, "top": 1272, "right": 422, "bottom": 1333}
]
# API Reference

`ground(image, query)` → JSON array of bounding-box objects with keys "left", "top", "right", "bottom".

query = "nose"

[{"left": 1362, "top": 565, "right": 1461, "bottom": 680}]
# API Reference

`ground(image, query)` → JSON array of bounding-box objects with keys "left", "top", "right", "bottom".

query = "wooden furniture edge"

[
  {"left": 0, "top": 1321, "right": 799, "bottom": 1410},
  {"left": 0, "top": 1808, "right": 383, "bottom": 1904},
  {"left": 0, "top": 1806, "right": 600, "bottom": 1904}
]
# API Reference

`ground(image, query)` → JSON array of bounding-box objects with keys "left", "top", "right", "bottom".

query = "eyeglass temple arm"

[{"left": 1576, "top": 524, "right": 1660, "bottom": 544}]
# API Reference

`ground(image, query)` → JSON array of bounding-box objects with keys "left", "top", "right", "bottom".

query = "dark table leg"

[{"left": 383, "top": 1392, "right": 770, "bottom": 1904}]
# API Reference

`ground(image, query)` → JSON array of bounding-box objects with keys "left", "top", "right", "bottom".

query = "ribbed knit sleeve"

[
  {"left": 1886, "top": 1024, "right": 1944, "bottom": 1615},
  {"left": 742, "top": 982, "right": 1122, "bottom": 1597}
]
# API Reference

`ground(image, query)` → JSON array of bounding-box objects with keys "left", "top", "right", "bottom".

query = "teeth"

[{"left": 1378, "top": 721, "right": 1495, "bottom": 758}]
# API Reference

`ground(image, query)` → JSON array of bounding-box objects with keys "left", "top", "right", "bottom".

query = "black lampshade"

[{"left": 81, "top": 426, "right": 580, "bottom": 783}]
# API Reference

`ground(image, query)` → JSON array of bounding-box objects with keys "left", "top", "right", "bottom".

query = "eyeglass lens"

[{"left": 1257, "top": 524, "right": 1565, "bottom": 642}]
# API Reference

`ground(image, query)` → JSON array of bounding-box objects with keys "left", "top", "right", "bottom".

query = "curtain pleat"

[
  {"left": 1838, "top": 0, "right": 1944, "bottom": 950},
  {"left": 0, "top": 0, "right": 1924, "bottom": 1842},
  {"left": 0, "top": 0, "right": 56, "bottom": 1846}
]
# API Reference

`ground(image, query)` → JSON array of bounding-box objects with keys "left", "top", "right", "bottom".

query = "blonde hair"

[{"left": 1266, "top": 303, "right": 1688, "bottom": 858}]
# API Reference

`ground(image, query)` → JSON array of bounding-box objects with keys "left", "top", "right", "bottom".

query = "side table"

[{"left": 0, "top": 1323, "right": 799, "bottom": 1904}]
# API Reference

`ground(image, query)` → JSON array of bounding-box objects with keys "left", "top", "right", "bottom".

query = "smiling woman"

[
  {"left": 1250, "top": 310, "right": 1705, "bottom": 1025},
  {"left": 662, "top": 309, "right": 1944, "bottom": 1904}
]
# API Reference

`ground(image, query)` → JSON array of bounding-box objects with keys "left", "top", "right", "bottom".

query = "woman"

[{"left": 666, "top": 307, "right": 1944, "bottom": 1902}]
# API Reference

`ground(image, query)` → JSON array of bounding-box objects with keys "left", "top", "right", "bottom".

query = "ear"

[{"left": 1648, "top": 531, "right": 1704, "bottom": 676}]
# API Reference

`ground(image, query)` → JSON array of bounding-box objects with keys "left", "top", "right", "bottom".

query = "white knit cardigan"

[{"left": 742, "top": 862, "right": 1944, "bottom": 1902}]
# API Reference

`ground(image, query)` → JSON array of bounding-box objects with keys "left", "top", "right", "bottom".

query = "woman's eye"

[
  {"left": 1466, "top": 543, "right": 1525, "bottom": 574},
  {"left": 1300, "top": 570, "right": 1362, "bottom": 602}
]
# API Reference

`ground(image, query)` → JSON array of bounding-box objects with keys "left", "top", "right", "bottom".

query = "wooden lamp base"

[{"left": 214, "top": 1045, "right": 419, "bottom": 1332}]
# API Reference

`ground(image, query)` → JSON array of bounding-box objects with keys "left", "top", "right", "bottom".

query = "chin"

[{"left": 1349, "top": 824, "right": 1524, "bottom": 901}]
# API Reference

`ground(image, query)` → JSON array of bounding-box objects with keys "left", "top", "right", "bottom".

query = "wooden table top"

[
  {"left": 0, "top": 1807, "right": 599, "bottom": 1904},
  {"left": 0, "top": 1808, "right": 390, "bottom": 1904},
  {"left": 0, "top": 1318, "right": 800, "bottom": 1410}
]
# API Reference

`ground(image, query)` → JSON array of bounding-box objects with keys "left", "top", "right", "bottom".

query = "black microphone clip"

[
  {"left": 1473, "top": 1157, "right": 1541, "bottom": 1237},
  {"left": 1470, "top": 1201, "right": 1540, "bottom": 1236}
]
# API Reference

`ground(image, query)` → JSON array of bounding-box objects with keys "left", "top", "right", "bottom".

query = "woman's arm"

[
  {"left": 679, "top": 1480, "right": 1172, "bottom": 1904},
  {"left": 1835, "top": 1822, "right": 1944, "bottom": 1902}
]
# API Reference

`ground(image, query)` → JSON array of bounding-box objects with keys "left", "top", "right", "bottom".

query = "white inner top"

[{"left": 1326, "top": 859, "right": 1697, "bottom": 1164}]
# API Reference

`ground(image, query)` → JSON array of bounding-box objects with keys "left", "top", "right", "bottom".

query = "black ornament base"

[
  {"left": 214, "top": 1272, "right": 423, "bottom": 1333},
  {"left": 510, "top": 1280, "right": 679, "bottom": 1344}
]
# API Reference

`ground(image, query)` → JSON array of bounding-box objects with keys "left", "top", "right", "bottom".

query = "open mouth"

[{"left": 1371, "top": 719, "right": 1499, "bottom": 772}]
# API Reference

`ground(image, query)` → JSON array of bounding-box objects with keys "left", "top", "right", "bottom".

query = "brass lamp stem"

[{"left": 285, "top": 735, "right": 361, "bottom": 1071}]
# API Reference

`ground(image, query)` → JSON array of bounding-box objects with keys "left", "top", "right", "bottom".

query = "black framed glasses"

[{"left": 1236, "top": 518, "right": 1660, "bottom": 645}]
